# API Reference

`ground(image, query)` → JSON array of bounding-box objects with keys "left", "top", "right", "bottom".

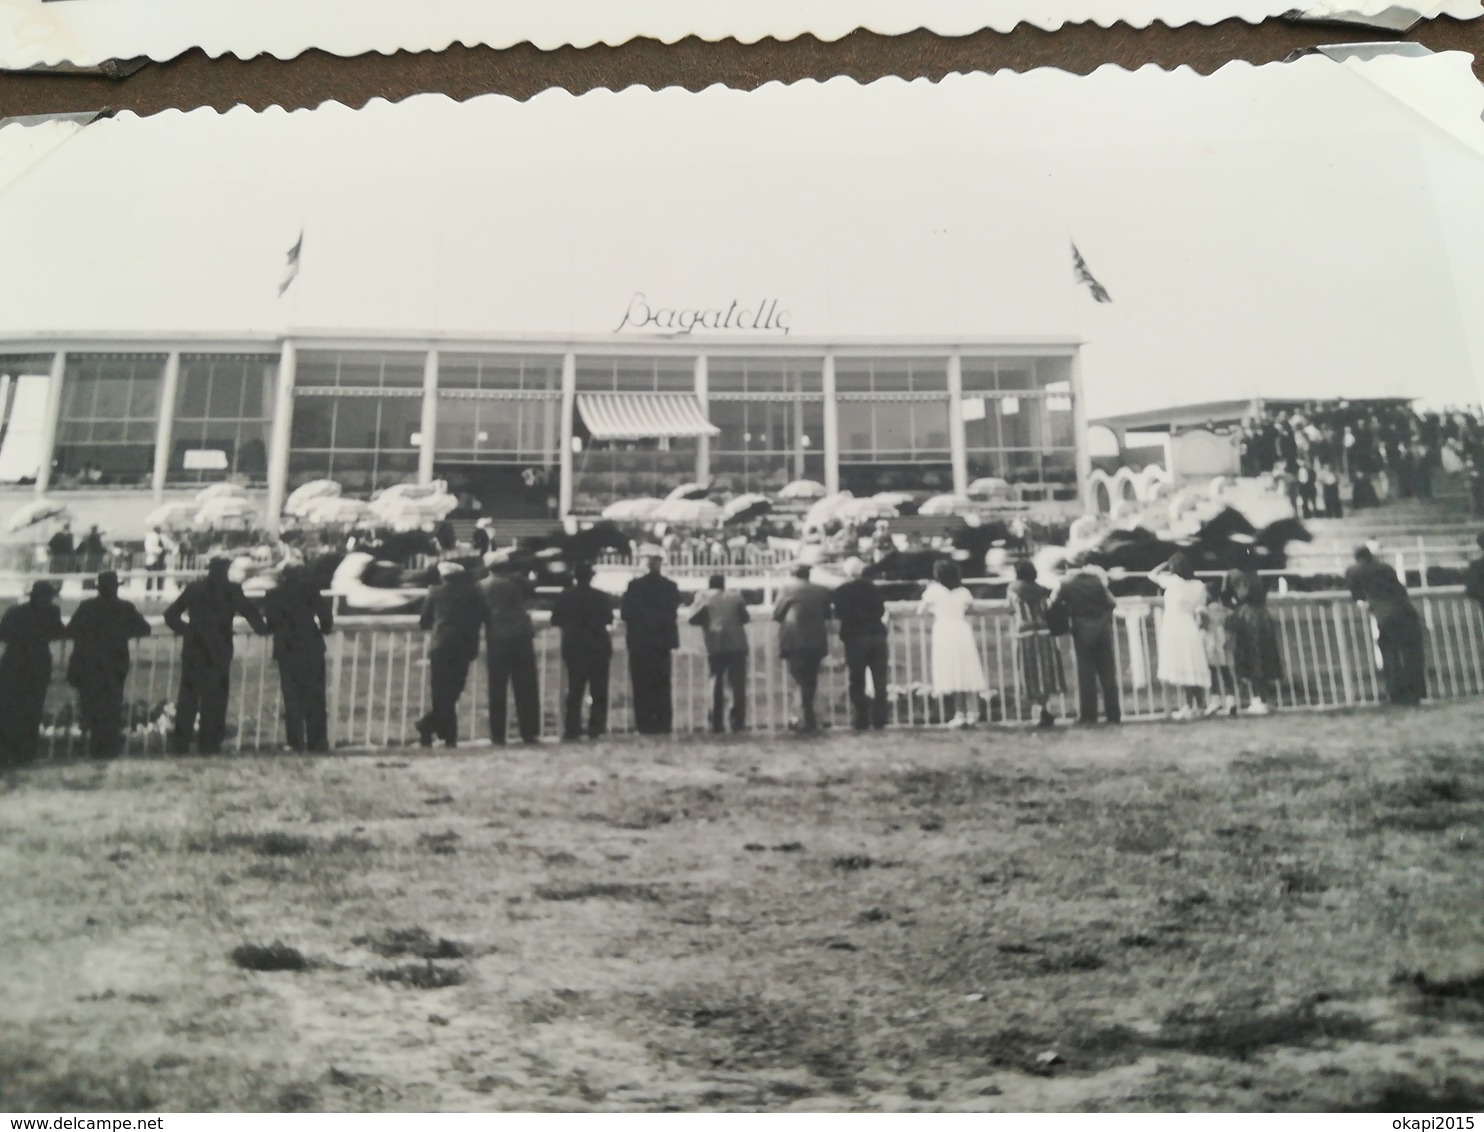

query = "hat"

[
  {"left": 28, "top": 579, "right": 55, "bottom": 599},
  {"left": 435, "top": 561, "right": 465, "bottom": 577},
  {"left": 476, "top": 517, "right": 494, "bottom": 529},
  {"left": 842, "top": 556, "right": 864, "bottom": 578}
]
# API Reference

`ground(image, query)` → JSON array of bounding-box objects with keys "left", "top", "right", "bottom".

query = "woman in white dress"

[
  {"left": 1151, "top": 553, "right": 1211, "bottom": 720},
  {"left": 917, "top": 560, "right": 988, "bottom": 728}
]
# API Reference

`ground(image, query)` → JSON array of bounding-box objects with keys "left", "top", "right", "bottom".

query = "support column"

[
  {"left": 1069, "top": 348, "right": 1093, "bottom": 513},
  {"left": 151, "top": 351, "right": 181, "bottom": 503},
  {"left": 822, "top": 352, "right": 839, "bottom": 494},
  {"left": 33, "top": 351, "right": 66, "bottom": 495},
  {"left": 418, "top": 348, "right": 439, "bottom": 484},
  {"left": 558, "top": 351, "right": 576, "bottom": 518},
  {"left": 265, "top": 341, "right": 297, "bottom": 534},
  {"left": 694, "top": 353, "right": 709, "bottom": 483},
  {"left": 948, "top": 352, "right": 967, "bottom": 496}
]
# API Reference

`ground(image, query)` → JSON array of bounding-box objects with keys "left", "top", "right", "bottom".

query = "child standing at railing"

[
  {"left": 1223, "top": 566, "right": 1283, "bottom": 715},
  {"left": 1202, "top": 580, "right": 1237, "bottom": 716}
]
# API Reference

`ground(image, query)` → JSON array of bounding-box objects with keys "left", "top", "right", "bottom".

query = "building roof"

[{"left": 1094, "top": 396, "right": 1415, "bottom": 433}]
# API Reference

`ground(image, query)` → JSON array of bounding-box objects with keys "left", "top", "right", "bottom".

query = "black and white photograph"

[{"left": 1, "top": 46, "right": 1483, "bottom": 1113}]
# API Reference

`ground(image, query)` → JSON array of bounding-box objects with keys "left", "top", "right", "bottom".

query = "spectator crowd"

[{"left": 1235, "top": 401, "right": 1484, "bottom": 517}]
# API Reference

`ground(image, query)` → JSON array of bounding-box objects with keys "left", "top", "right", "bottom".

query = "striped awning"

[{"left": 577, "top": 393, "right": 720, "bottom": 440}]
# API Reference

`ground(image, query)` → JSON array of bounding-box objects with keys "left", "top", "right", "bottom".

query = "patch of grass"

[
  {"left": 830, "top": 855, "right": 877, "bottom": 872},
  {"left": 354, "top": 926, "right": 469, "bottom": 960},
  {"left": 664, "top": 993, "right": 861, "bottom": 1079},
  {"left": 1155, "top": 998, "right": 1370, "bottom": 1060},
  {"left": 190, "top": 831, "right": 376, "bottom": 858},
  {"left": 534, "top": 881, "right": 663, "bottom": 903},
  {"left": 417, "top": 831, "right": 460, "bottom": 855},
  {"left": 0, "top": 1044, "right": 156, "bottom": 1111},
  {"left": 369, "top": 961, "right": 465, "bottom": 990},
  {"left": 1341, "top": 1074, "right": 1484, "bottom": 1113},
  {"left": 230, "top": 941, "right": 312, "bottom": 972}
]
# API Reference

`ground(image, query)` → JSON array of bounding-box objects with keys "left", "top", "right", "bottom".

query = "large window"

[
  {"left": 167, "top": 354, "right": 277, "bottom": 485},
  {"left": 835, "top": 356, "right": 951, "bottom": 464},
  {"left": 435, "top": 353, "right": 561, "bottom": 464},
  {"left": 0, "top": 355, "right": 55, "bottom": 485},
  {"left": 962, "top": 356, "right": 1078, "bottom": 500},
  {"left": 53, "top": 353, "right": 164, "bottom": 487},
  {"left": 708, "top": 357, "right": 824, "bottom": 493},
  {"left": 575, "top": 355, "right": 694, "bottom": 392},
  {"left": 290, "top": 351, "right": 425, "bottom": 492}
]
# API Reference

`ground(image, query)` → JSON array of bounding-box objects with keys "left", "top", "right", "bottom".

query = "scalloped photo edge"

[{"left": 0, "top": 0, "right": 1479, "bottom": 72}]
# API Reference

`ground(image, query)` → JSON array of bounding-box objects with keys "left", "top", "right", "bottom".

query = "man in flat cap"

[
  {"left": 164, "top": 556, "right": 268, "bottom": 755},
  {"left": 621, "top": 550, "right": 683, "bottom": 735},
  {"left": 66, "top": 570, "right": 151, "bottom": 758},
  {"left": 0, "top": 579, "right": 64, "bottom": 767},
  {"left": 479, "top": 550, "right": 541, "bottom": 745}
]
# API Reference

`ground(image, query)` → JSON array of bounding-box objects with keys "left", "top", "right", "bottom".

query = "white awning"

[{"left": 577, "top": 393, "right": 720, "bottom": 441}]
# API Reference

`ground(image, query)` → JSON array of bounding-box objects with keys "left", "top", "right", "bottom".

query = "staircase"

[{"left": 1287, "top": 472, "right": 1479, "bottom": 572}]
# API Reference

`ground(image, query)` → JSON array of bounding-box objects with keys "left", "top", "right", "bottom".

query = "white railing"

[{"left": 23, "top": 586, "right": 1484, "bottom": 759}]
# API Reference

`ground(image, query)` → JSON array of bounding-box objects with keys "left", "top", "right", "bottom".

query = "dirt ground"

[{"left": 3, "top": 703, "right": 1484, "bottom": 1113}]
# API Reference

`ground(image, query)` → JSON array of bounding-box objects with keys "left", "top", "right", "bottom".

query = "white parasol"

[
  {"left": 6, "top": 498, "right": 71, "bottom": 533},
  {"left": 918, "top": 494, "right": 974, "bottom": 517},
  {"left": 284, "top": 478, "right": 343, "bottom": 517},
  {"left": 665, "top": 482, "right": 711, "bottom": 501},
  {"left": 194, "top": 497, "right": 258, "bottom": 528},
  {"left": 601, "top": 497, "right": 664, "bottom": 522},
  {"left": 372, "top": 479, "right": 448, "bottom": 503},
  {"left": 650, "top": 497, "right": 722, "bottom": 525},
  {"left": 804, "top": 490, "right": 853, "bottom": 528},
  {"left": 194, "top": 481, "right": 249, "bottom": 504},
  {"left": 778, "top": 478, "right": 828, "bottom": 501},
  {"left": 301, "top": 497, "right": 377, "bottom": 526},
  {"left": 835, "top": 496, "right": 900, "bottom": 522},
  {"left": 721, "top": 493, "right": 772, "bottom": 523},
  {"left": 967, "top": 477, "right": 1013, "bottom": 499},
  {"left": 142, "top": 501, "right": 200, "bottom": 530}
]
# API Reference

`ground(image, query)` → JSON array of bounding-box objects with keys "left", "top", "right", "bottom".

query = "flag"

[
  {"left": 1071, "top": 242, "right": 1112, "bottom": 303},
  {"left": 278, "top": 230, "right": 303, "bottom": 297}
]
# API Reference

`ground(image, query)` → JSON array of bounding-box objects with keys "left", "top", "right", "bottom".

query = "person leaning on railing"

[
  {"left": 1047, "top": 564, "right": 1121, "bottom": 726},
  {"left": 829, "top": 557, "right": 890, "bottom": 731},
  {"left": 0, "top": 579, "right": 64, "bottom": 769},
  {"left": 1344, "top": 544, "right": 1427, "bottom": 708},
  {"left": 163, "top": 556, "right": 268, "bottom": 755},
  {"left": 550, "top": 559, "right": 614, "bottom": 741},
  {"left": 415, "top": 561, "right": 485, "bottom": 748},
  {"left": 479, "top": 551, "right": 542, "bottom": 746}
]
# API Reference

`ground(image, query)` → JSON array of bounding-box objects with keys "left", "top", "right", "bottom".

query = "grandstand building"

[{"left": 0, "top": 337, "right": 1088, "bottom": 536}]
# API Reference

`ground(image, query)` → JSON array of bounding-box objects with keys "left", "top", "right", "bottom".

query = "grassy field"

[{"left": 3, "top": 704, "right": 1484, "bottom": 1113}]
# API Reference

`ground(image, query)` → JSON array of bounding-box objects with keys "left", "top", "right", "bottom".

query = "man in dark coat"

[
  {"left": 479, "top": 552, "right": 541, "bottom": 744},
  {"left": 415, "top": 561, "right": 486, "bottom": 747},
  {"left": 66, "top": 570, "right": 151, "bottom": 758},
  {"left": 47, "top": 523, "right": 74, "bottom": 573},
  {"left": 689, "top": 573, "right": 751, "bottom": 733},
  {"left": 0, "top": 580, "right": 65, "bottom": 767},
  {"left": 1345, "top": 544, "right": 1427, "bottom": 706},
  {"left": 262, "top": 563, "right": 334, "bottom": 753},
  {"left": 163, "top": 556, "right": 268, "bottom": 754},
  {"left": 829, "top": 557, "right": 890, "bottom": 730},
  {"left": 774, "top": 563, "right": 832, "bottom": 732},
  {"left": 78, "top": 525, "right": 106, "bottom": 573},
  {"left": 1048, "top": 565, "right": 1122, "bottom": 724},
  {"left": 550, "top": 559, "right": 614, "bottom": 740},
  {"left": 621, "top": 553, "right": 682, "bottom": 735}
]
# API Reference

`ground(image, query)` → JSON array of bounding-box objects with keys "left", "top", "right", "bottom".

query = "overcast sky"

[{"left": 0, "top": 50, "right": 1481, "bottom": 418}]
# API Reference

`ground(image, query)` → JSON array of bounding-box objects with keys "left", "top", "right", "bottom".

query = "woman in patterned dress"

[{"left": 1007, "top": 559, "right": 1065, "bottom": 728}]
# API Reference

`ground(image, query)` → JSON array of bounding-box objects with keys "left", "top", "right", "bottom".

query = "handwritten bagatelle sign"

[{"left": 613, "top": 292, "right": 791, "bottom": 335}]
